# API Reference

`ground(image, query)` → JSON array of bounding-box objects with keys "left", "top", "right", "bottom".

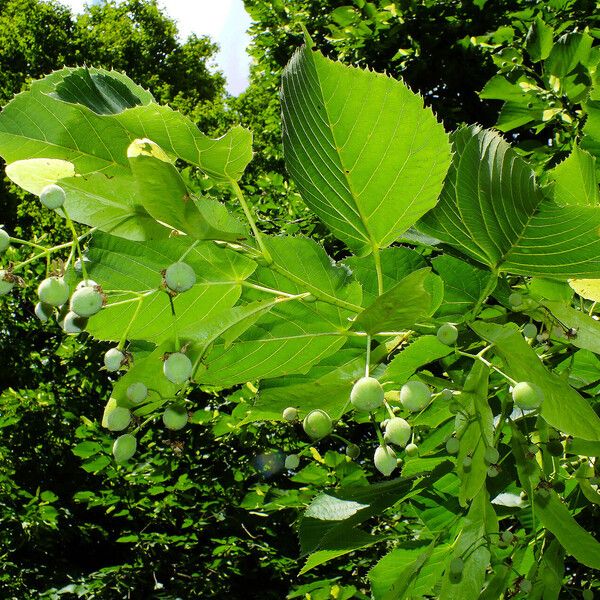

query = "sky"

[{"left": 60, "top": 0, "right": 252, "bottom": 95}]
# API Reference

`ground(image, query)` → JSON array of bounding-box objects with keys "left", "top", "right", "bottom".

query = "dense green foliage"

[{"left": 1, "top": 1, "right": 600, "bottom": 599}]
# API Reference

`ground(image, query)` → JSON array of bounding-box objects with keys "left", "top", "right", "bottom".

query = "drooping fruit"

[
  {"left": 284, "top": 454, "right": 300, "bottom": 470},
  {"left": 508, "top": 292, "right": 523, "bottom": 307},
  {"left": 163, "top": 352, "right": 193, "bottom": 384},
  {"left": 374, "top": 445, "right": 397, "bottom": 476},
  {"left": 400, "top": 381, "right": 431, "bottom": 412},
  {"left": 126, "top": 382, "right": 147, "bottom": 404},
  {"left": 112, "top": 434, "right": 137, "bottom": 463},
  {"left": 487, "top": 464, "right": 500, "bottom": 478},
  {"left": 522, "top": 323, "right": 537, "bottom": 339},
  {"left": 61, "top": 311, "right": 87, "bottom": 333},
  {"left": 462, "top": 456, "right": 473, "bottom": 470},
  {"left": 104, "top": 348, "right": 125, "bottom": 372},
  {"left": 582, "top": 590, "right": 593, "bottom": 600},
  {"left": 350, "top": 376, "right": 384, "bottom": 412},
  {"left": 0, "top": 270, "right": 14, "bottom": 296},
  {"left": 70, "top": 286, "right": 104, "bottom": 317},
  {"left": 162, "top": 403, "right": 188, "bottom": 430},
  {"left": 437, "top": 323, "right": 458, "bottom": 345},
  {"left": 384, "top": 417, "right": 411, "bottom": 447},
  {"left": 440, "top": 388, "right": 453, "bottom": 401},
  {"left": 40, "top": 184, "right": 66, "bottom": 209},
  {"left": 38, "top": 276, "right": 70, "bottom": 306},
  {"left": 405, "top": 443, "right": 419, "bottom": 457},
  {"left": 76, "top": 279, "right": 98, "bottom": 290},
  {"left": 501, "top": 530, "right": 514, "bottom": 545},
  {"left": 512, "top": 381, "right": 544, "bottom": 410},
  {"left": 34, "top": 302, "right": 53, "bottom": 322},
  {"left": 346, "top": 443, "right": 360, "bottom": 459},
  {"left": 302, "top": 409, "right": 332, "bottom": 440},
  {"left": 282, "top": 406, "right": 298, "bottom": 421},
  {"left": 449, "top": 557, "right": 464, "bottom": 576},
  {"left": 484, "top": 447, "right": 500, "bottom": 465},
  {"left": 446, "top": 437, "right": 460, "bottom": 455},
  {"left": 519, "top": 579, "right": 532, "bottom": 594},
  {"left": 164, "top": 262, "right": 196, "bottom": 293},
  {"left": 106, "top": 406, "right": 131, "bottom": 431},
  {"left": 0, "top": 229, "right": 9, "bottom": 253}
]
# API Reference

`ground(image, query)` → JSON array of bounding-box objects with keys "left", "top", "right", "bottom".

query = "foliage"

[{"left": 1, "top": 22, "right": 600, "bottom": 600}]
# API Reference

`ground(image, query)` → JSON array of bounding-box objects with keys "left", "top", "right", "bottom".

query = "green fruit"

[
  {"left": 165, "top": 262, "right": 196, "bottom": 293},
  {"left": 39, "top": 184, "right": 66, "bottom": 209},
  {"left": 346, "top": 443, "right": 360, "bottom": 459},
  {"left": 522, "top": 323, "right": 537, "bottom": 339},
  {"left": 284, "top": 454, "right": 300, "bottom": 470},
  {"left": 282, "top": 406, "right": 298, "bottom": 421},
  {"left": 405, "top": 443, "right": 419, "bottom": 457},
  {"left": 553, "top": 480, "right": 565, "bottom": 493},
  {"left": 70, "top": 286, "right": 104, "bottom": 317},
  {"left": 0, "top": 270, "right": 14, "bottom": 295},
  {"left": 374, "top": 445, "right": 398, "bottom": 476},
  {"left": 484, "top": 447, "right": 500, "bottom": 465},
  {"left": 512, "top": 381, "right": 544, "bottom": 410},
  {"left": 0, "top": 229, "right": 9, "bottom": 253},
  {"left": 437, "top": 323, "right": 458, "bottom": 345},
  {"left": 38, "top": 276, "right": 70, "bottom": 306},
  {"left": 446, "top": 437, "right": 460, "bottom": 455},
  {"left": 162, "top": 404, "right": 188, "bottom": 430},
  {"left": 104, "top": 348, "right": 125, "bottom": 372},
  {"left": 350, "top": 376, "right": 384, "bottom": 412},
  {"left": 126, "top": 382, "right": 147, "bottom": 404},
  {"left": 462, "top": 456, "right": 473, "bottom": 470},
  {"left": 449, "top": 557, "right": 464, "bottom": 576},
  {"left": 440, "top": 388, "right": 453, "bottom": 401},
  {"left": 546, "top": 440, "right": 563, "bottom": 457},
  {"left": 449, "top": 400, "right": 461, "bottom": 414},
  {"left": 163, "top": 352, "right": 193, "bottom": 384},
  {"left": 61, "top": 311, "right": 87, "bottom": 333},
  {"left": 76, "top": 279, "right": 98, "bottom": 290},
  {"left": 501, "top": 530, "right": 514, "bottom": 544},
  {"left": 582, "top": 589, "right": 593, "bottom": 600},
  {"left": 34, "top": 302, "right": 53, "bottom": 322},
  {"left": 302, "top": 409, "right": 332, "bottom": 440},
  {"left": 112, "top": 434, "right": 137, "bottom": 463},
  {"left": 384, "top": 417, "right": 411, "bottom": 447},
  {"left": 106, "top": 406, "right": 131, "bottom": 431},
  {"left": 508, "top": 292, "right": 523, "bottom": 307},
  {"left": 487, "top": 464, "right": 500, "bottom": 478},
  {"left": 519, "top": 579, "right": 532, "bottom": 594},
  {"left": 400, "top": 381, "right": 431, "bottom": 412}
]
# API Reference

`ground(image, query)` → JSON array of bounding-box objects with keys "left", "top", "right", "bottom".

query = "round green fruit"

[
  {"left": 462, "top": 456, "right": 473, "bottom": 470},
  {"left": 0, "top": 229, "right": 9, "bottom": 253},
  {"left": 70, "top": 286, "right": 104, "bottom": 317},
  {"left": 302, "top": 409, "right": 332, "bottom": 440},
  {"left": 350, "top": 376, "right": 384, "bottom": 412},
  {"left": 384, "top": 417, "right": 411, "bottom": 447},
  {"left": 449, "top": 557, "right": 464, "bottom": 576},
  {"left": 522, "top": 323, "right": 537, "bottom": 339},
  {"left": 501, "top": 530, "right": 514, "bottom": 545},
  {"left": 126, "top": 382, "right": 147, "bottom": 404},
  {"left": 508, "top": 292, "right": 523, "bottom": 308},
  {"left": 0, "top": 270, "right": 14, "bottom": 296},
  {"left": 346, "top": 443, "right": 360, "bottom": 459},
  {"left": 405, "top": 443, "right": 419, "bottom": 457},
  {"left": 440, "top": 388, "right": 453, "bottom": 401},
  {"left": 76, "top": 279, "right": 98, "bottom": 290},
  {"left": 282, "top": 406, "right": 298, "bottom": 421},
  {"left": 582, "top": 589, "right": 593, "bottom": 600},
  {"left": 61, "top": 311, "right": 87, "bottom": 333},
  {"left": 112, "top": 434, "right": 137, "bottom": 463},
  {"left": 104, "top": 348, "right": 125, "bottom": 372},
  {"left": 284, "top": 454, "right": 300, "bottom": 470},
  {"left": 400, "top": 381, "right": 431, "bottom": 412},
  {"left": 519, "top": 579, "right": 532, "bottom": 594},
  {"left": 165, "top": 262, "right": 196, "bottom": 293},
  {"left": 40, "top": 184, "right": 66, "bottom": 209},
  {"left": 437, "top": 323, "right": 458, "bottom": 346},
  {"left": 38, "top": 276, "right": 70, "bottom": 306},
  {"left": 446, "top": 437, "right": 460, "bottom": 455},
  {"left": 34, "top": 302, "right": 53, "bottom": 323},
  {"left": 484, "top": 447, "right": 500, "bottom": 465},
  {"left": 512, "top": 381, "right": 544, "bottom": 410},
  {"left": 487, "top": 464, "right": 500, "bottom": 478},
  {"left": 163, "top": 352, "right": 193, "bottom": 384},
  {"left": 162, "top": 404, "right": 188, "bottom": 430},
  {"left": 374, "top": 445, "right": 398, "bottom": 476},
  {"left": 106, "top": 406, "right": 131, "bottom": 431}
]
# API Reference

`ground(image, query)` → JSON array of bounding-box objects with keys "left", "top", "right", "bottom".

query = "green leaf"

[
  {"left": 281, "top": 44, "right": 451, "bottom": 254},
  {"left": 545, "top": 31, "right": 593, "bottom": 80},
  {"left": 455, "top": 361, "right": 493, "bottom": 507},
  {"left": 305, "top": 494, "right": 369, "bottom": 520},
  {"left": 471, "top": 321, "right": 600, "bottom": 440},
  {"left": 530, "top": 540, "right": 564, "bottom": 600},
  {"left": 419, "top": 126, "right": 600, "bottom": 277},
  {"left": 127, "top": 139, "right": 247, "bottom": 240},
  {"left": 542, "top": 300, "right": 600, "bottom": 354},
  {"left": 525, "top": 18, "right": 554, "bottom": 62},
  {"left": 550, "top": 145, "right": 599, "bottom": 206},
  {"left": 353, "top": 269, "right": 432, "bottom": 334}
]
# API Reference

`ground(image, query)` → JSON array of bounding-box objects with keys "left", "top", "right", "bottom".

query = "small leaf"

[{"left": 550, "top": 145, "right": 599, "bottom": 207}]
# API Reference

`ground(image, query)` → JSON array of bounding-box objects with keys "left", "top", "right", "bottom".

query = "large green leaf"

[
  {"left": 471, "top": 322, "right": 600, "bottom": 440},
  {"left": 281, "top": 43, "right": 451, "bottom": 254},
  {"left": 543, "top": 300, "right": 600, "bottom": 355},
  {"left": 419, "top": 126, "right": 600, "bottom": 277},
  {"left": 550, "top": 145, "right": 599, "bottom": 207}
]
